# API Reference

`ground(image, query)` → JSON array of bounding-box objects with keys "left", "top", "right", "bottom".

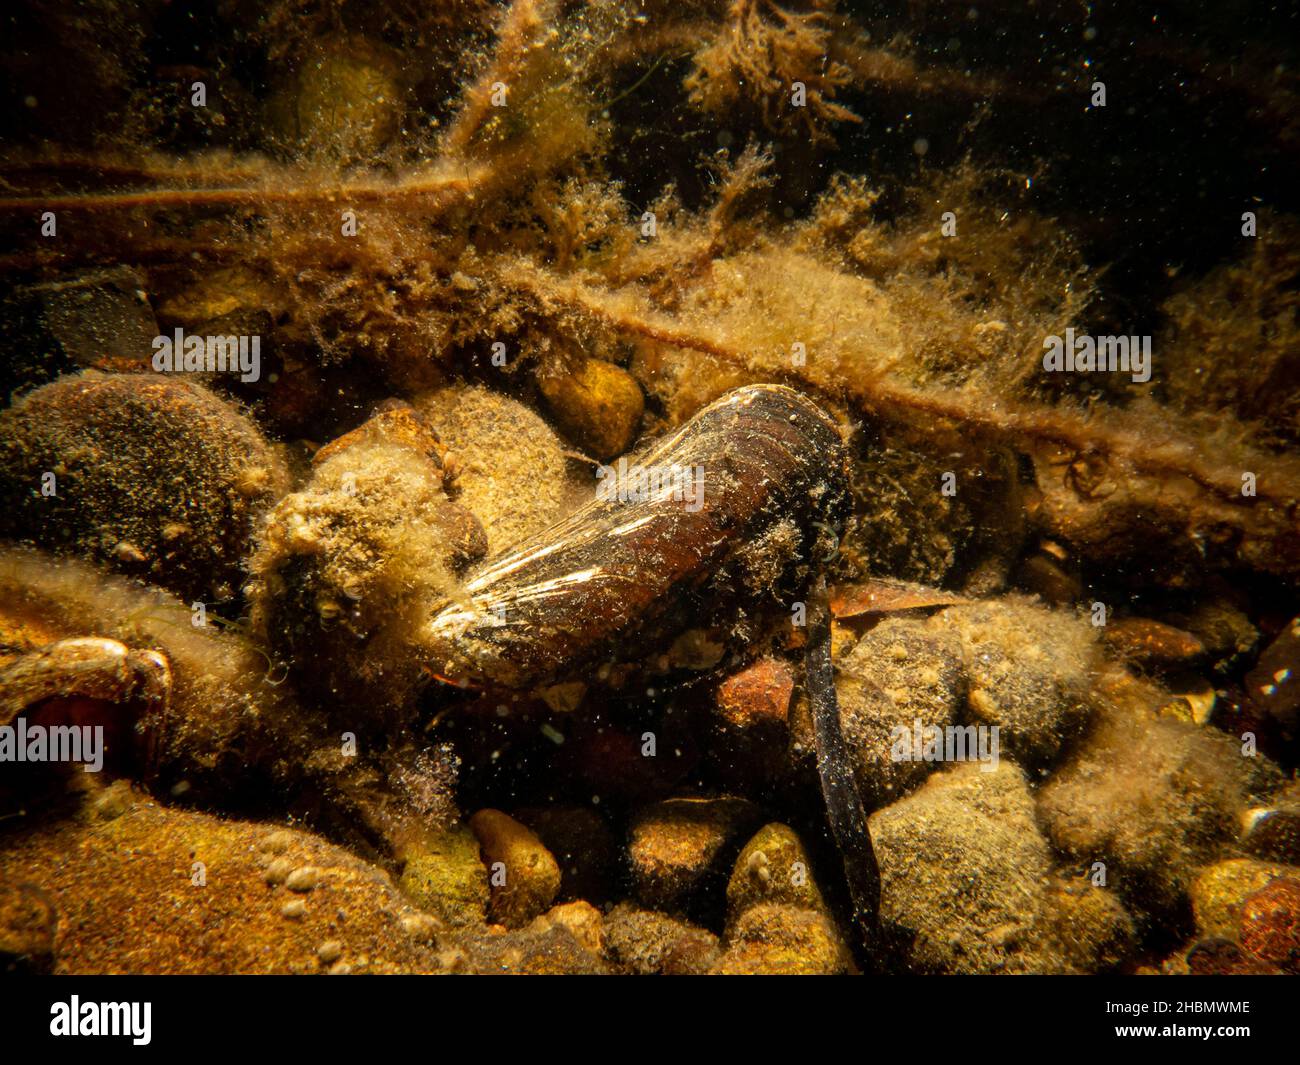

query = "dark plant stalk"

[{"left": 806, "top": 572, "right": 882, "bottom": 970}]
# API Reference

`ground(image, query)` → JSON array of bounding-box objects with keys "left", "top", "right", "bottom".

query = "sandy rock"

[
  {"left": 0, "top": 797, "right": 444, "bottom": 974},
  {"left": 415, "top": 383, "right": 581, "bottom": 554},
  {"left": 601, "top": 903, "right": 720, "bottom": 975},
  {"left": 527, "top": 900, "right": 604, "bottom": 955},
  {"left": 711, "top": 903, "right": 853, "bottom": 975}
]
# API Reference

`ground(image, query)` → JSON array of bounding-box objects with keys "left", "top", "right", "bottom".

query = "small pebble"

[
  {"left": 317, "top": 940, "right": 344, "bottom": 964},
  {"left": 264, "top": 858, "right": 295, "bottom": 886},
  {"left": 280, "top": 899, "right": 307, "bottom": 920},
  {"left": 285, "top": 866, "right": 321, "bottom": 892}
]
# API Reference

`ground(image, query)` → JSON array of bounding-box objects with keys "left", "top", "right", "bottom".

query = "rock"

[
  {"left": 316, "top": 940, "right": 343, "bottom": 965},
  {"left": 415, "top": 384, "right": 581, "bottom": 554},
  {"left": 1038, "top": 678, "right": 1283, "bottom": 918},
  {"left": 1240, "top": 799, "right": 1300, "bottom": 863},
  {"left": 1014, "top": 548, "right": 1082, "bottom": 605},
  {"left": 248, "top": 402, "right": 485, "bottom": 716},
  {"left": 1037, "top": 874, "right": 1136, "bottom": 974},
  {"left": 0, "top": 800, "right": 445, "bottom": 974},
  {"left": 536, "top": 357, "right": 645, "bottom": 461},
  {"left": 527, "top": 901, "right": 605, "bottom": 955},
  {"left": 398, "top": 825, "right": 489, "bottom": 928},
  {"left": 284, "top": 866, "right": 320, "bottom": 893},
  {"left": 455, "top": 918, "right": 611, "bottom": 975},
  {"left": 1101, "top": 617, "right": 1206, "bottom": 671},
  {"left": 0, "top": 372, "right": 289, "bottom": 603},
  {"left": 836, "top": 617, "right": 964, "bottom": 805},
  {"left": 627, "top": 796, "right": 762, "bottom": 915},
  {"left": 0, "top": 882, "right": 57, "bottom": 974},
  {"left": 265, "top": 36, "right": 405, "bottom": 163},
  {"left": 871, "top": 760, "right": 1130, "bottom": 973},
  {"left": 1169, "top": 598, "right": 1258, "bottom": 673},
  {"left": 469, "top": 809, "right": 561, "bottom": 929},
  {"left": 1239, "top": 878, "right": 1300, "bottom": 973},
  {"left": 601, "top": 903, "right": 720, "bottom": 975},
  {"left": 710, "top": 656, "right": 795, "bottom": 786},
  {"left": 711, "top": 903, "right": 853, "bottom": 975},
  {"left": 1191, "top": 858, "right": 1300, "bottom": 940},
  {"left": 930, "top": 598, "right": 1095, "bottom": 767},
  {"left": 725, "top": 823, "right": 825, "bottom": 925}
]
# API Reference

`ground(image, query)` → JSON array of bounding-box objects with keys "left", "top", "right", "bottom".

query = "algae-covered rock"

[
  {"left": 930, "top": 597, "right": 1096, "bottom": 767},
  {"left": 601, "top": 903, "right": 720, "bottom": 975},
  {"left": 264, "top": 36, "right": 406, "bottom": 162},
  {"left": 249, "top": 403, "right": 485, "bottom": 717},
  {"left": 536, "top": 357, "right": 645, "bottom": 461},
  {"left": 469, "top": 808, "right": 561, "bottom": 928},
  {"left": 869, "top": 760, "right": 1131, "bottom": 974},
  {"left": 398, "top": 825, "right": 489, "bottom": 929},
  {"left": 1037, "top": 675, "right": 1283, "bottom": 918},
  {"left": 627, "top": 796, "right": 763, "bottom": 914},
  {"left": 725, "top": 823, "right": 825, "bottom": 923},
  {"left": 0, "top": 372, "right": 288, "bottom": 603},
  {"left": 836, "top": 617, "right": 964, "bottom": 805}
]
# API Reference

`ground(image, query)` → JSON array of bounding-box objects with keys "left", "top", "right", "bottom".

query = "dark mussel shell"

[{"left": 420, "top": 384, "right": 849, "bottom": 692}]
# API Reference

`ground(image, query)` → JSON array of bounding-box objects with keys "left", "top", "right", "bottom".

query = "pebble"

[
  {"left": 264, "top": 858, "right": 295, "bottom": 886},
  {"left": 1191, "top": 858, "right": 1298, "bottom": 940},
  {"left": 1240, "top": 803, "right": 1300, "bottom": 864},
  {"left": 280, "top": 900, "right": 307, "bottom": 920},
  {"left": 627, "top": 796, "right": 762, "bottom": 913},
  {"left": 285, "top": 866, "right": 321, "bottom": 893},
  {"left": 468, "top": 809, "right": 561, "bottom": 929},
  {"left": 1239, "top": 878, "right": 1300, "bottom": 973},
  {"left": 317, "top": 940, "right": 344, "bottom": 965},
  {"left": 725, "top": 823, "right": 825, "bottom": 926},
  {"left": 536, "top": 357, "right": 645, "bottom": 461}
]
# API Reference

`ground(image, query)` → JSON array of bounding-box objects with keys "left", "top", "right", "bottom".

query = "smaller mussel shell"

[{"left": 421, "top": 384, "right": 849, "bottom": 692}]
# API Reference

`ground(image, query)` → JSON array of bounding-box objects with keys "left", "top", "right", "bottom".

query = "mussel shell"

[{"left": 421, "top": 384, "right": 848, "bottom": 691}]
